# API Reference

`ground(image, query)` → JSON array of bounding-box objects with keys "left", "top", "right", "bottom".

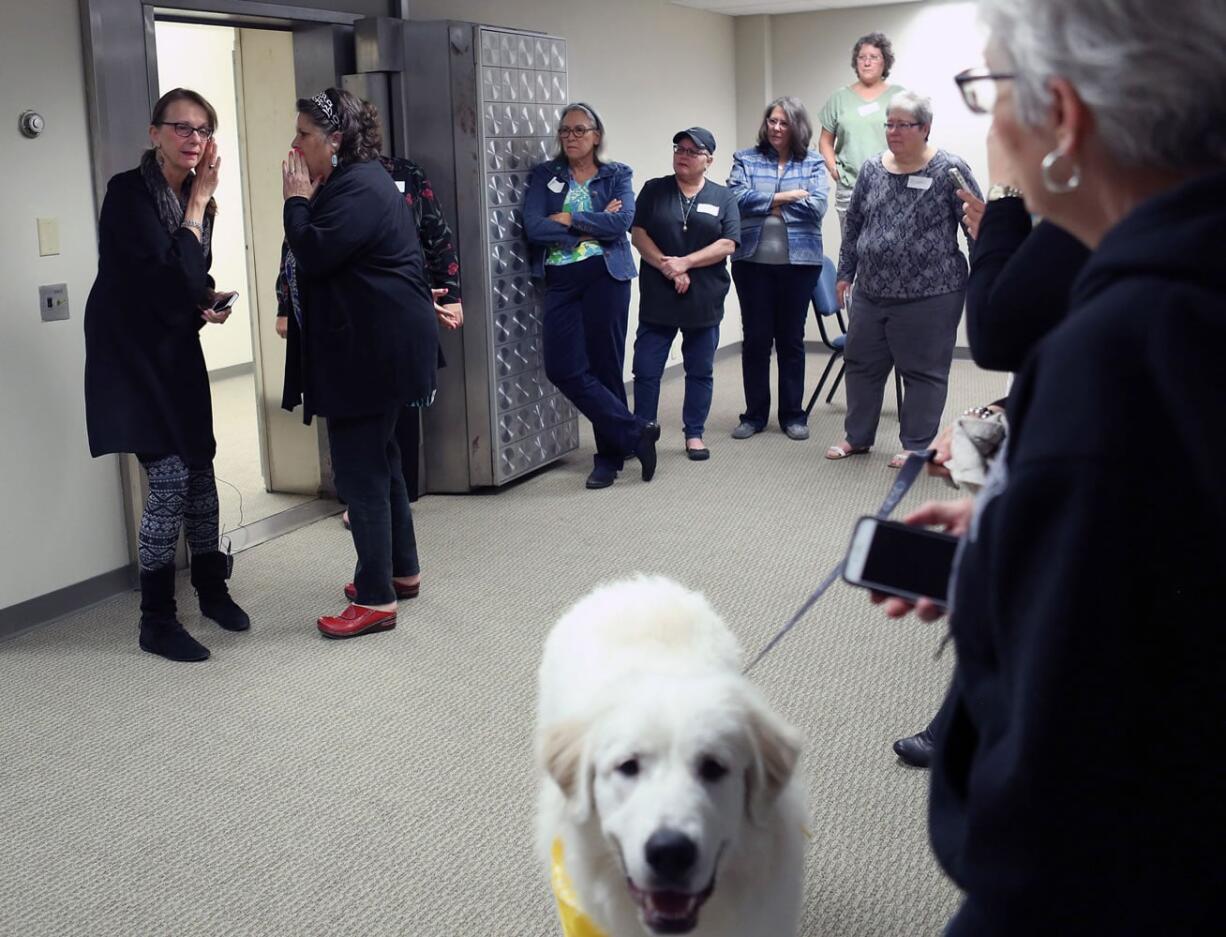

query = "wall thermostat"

[{"left": 19, "top": 110, "right": 45, "bottom": 138}]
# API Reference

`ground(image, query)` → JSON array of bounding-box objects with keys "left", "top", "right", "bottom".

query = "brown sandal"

[{"left": 826, "top": 443, "right": 870, "bottom": 460}]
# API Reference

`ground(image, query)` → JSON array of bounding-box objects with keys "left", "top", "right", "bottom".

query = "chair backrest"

[{"left": 812, "top": 255, "right": 839, "bottom": 316}]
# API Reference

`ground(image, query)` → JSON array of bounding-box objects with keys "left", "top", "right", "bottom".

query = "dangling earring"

[
  {"left": 330, "top": 150, "right": 339, "bottom": 168},
  {"left": 1040, "top": 149, "right": 1081, "bottom": 194}
]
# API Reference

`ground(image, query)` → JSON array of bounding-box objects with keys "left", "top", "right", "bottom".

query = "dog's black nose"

[{"left": 645, "top": 829, "right": 698, "bottom": 882}]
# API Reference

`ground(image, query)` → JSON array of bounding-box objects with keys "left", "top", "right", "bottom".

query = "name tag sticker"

[
  {"left": 907, "top": 175, "right": 934, "bottom": 191},
  {"left": 857, "top": 102, "right": 880, "bottom": 117},
  {"left": 696, "top": 203, "right": 720, "bottom": 216},
  {"left": 547, "top": 176, "right": 566, "bottom": 193},
  {"left": 395, "top": 180, "right": 406, "bottom": 193}
]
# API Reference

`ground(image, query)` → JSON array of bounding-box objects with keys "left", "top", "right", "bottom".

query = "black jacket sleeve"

[
  {"left": 100, "top": 173, "right": 212, "bottom": 325},
  {"left": 283, "top": 168, "right": 386, "bottom": 277},
  {"left": 966, "top": 198, "right": 1089, "bottom": 372}
]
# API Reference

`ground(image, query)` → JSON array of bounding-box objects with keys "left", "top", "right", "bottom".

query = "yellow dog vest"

[{"left": 551, "top": 838, "right": 609, "bottom": 937}]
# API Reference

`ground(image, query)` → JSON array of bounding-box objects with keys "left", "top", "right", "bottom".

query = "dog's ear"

[
  {"left": 541, "top": 720, "right": 593, "bottom": 823},
  {"left": 743, "top": 700, "right": 803, "bottom": 824}
]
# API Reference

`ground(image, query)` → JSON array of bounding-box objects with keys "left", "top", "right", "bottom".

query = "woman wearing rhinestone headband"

[
  {"left": 524, "top": 102, "right": 661, "bottom": 490},
  {"left": 280, "top": 87, "right": 439, "bottom": 640},
  {"left": 84, "top": 87, "right": 249, "bottom": 663}
]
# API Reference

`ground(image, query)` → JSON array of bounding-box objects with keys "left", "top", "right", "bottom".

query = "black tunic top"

[
  {"left": 281, "top": 159, "right": 439, "bottom": 422},
  {"left": 633, "top": 176, "right": 740, "bottom": 329},
  {"left": 84, "top": 168, "right": 216, "bottom": 464}
]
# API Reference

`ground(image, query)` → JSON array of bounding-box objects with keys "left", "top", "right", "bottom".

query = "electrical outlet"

[{"left": 39, "top": 283, "right": 69, "bottom": 321}]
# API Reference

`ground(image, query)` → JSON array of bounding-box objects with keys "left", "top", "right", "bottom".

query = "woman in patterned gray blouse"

[{"left": 827, "top": 91, "right": 980, "bottom": 467}]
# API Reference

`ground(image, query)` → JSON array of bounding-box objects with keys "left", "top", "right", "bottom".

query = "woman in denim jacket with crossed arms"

[
  {"left": 727, "top": 96, "right": 829, "bottom": 442},
  {"left": 524, "top": 102, "right": 661, "bottom": 490}
]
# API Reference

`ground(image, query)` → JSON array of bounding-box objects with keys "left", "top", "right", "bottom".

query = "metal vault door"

[{"left": 405, "top": 23, "right": 578, "bottom": 491}]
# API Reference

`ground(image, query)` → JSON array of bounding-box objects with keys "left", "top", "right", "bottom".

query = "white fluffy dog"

[{"left": 536, "top": 576, "right": 807, "bottom": 937}]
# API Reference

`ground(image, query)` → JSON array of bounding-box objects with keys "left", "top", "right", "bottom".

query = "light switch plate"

[
  {"left": 37, "top": 218, "right": 60, "bottom": 256},
  {"left": 39, "top": 283, "right": 69, "bottom": 321}
]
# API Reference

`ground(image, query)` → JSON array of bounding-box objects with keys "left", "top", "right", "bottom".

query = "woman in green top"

[{"left": 818, "top": 32, "right": 904, "bottom": 234}]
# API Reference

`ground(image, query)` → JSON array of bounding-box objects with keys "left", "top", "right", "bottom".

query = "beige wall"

[
  {"left": 155, "top": 22, "right": 256, "bottom": 373},
  {"left": 408, "top": 0, "right": 744, "bottom": 361},
  {"left": 0, "top": 0, "right": 130, "bottom": 607},
  {"left": 763, "top": 0, "right": 987, "bottom": 344}
]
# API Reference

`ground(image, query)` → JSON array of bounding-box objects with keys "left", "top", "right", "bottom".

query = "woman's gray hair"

[
  {"left": 553, "top": 102, "right": 605, "bottom": 162},
  {"left": 980, "top": 0, "right": 1226, "bottom": 171},
  {"left": 888, "top": 90, "right": 933, "bottom": 128}
]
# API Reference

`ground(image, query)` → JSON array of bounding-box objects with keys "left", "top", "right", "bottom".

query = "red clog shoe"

[
  {"left": 343, "top": 581, "right": 420, "bottom": 602},
  {"left": 317, "top": 604, "right": 396, "bottom": 639}
]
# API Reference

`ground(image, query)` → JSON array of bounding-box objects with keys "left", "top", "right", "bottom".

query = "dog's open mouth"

[{"left": 626, "top": 877, "right": 715, "bottom": 934}]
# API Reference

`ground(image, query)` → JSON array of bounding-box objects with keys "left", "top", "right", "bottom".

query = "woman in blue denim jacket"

[
  {"left": 727, "top": 96, "right": 828, "bottom": 441},
  {"left": 524, "top": 102, "right": 659, "bottom": 490}
]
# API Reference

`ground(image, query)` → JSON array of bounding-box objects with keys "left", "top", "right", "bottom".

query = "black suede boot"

[
  {"left": 190, "top": 550, "right": 250, "bottom": 632},
  {"left": 139, "top": 565, "right": 210, "bottom": 662}
]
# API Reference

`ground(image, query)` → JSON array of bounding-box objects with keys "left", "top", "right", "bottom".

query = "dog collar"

[{"left": 551, "top": 838, "right": 609, "bottom": 937}]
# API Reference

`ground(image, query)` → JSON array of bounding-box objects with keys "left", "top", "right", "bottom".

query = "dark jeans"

[
  {"left": 632, "top": 321, "right": 721, "bottom": 439},
  {"left": 328, "top": 407, "right": 419, "bottom": 606},
  {"left": 731, "top": 260, "right": 821, "bottom": 429},
  {"left": 543, "top": 256, "right": 641, "bottom": 471}
]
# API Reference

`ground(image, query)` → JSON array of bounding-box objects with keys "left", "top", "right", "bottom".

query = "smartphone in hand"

[
  {"left": 211, "top": 291, "right": 238, "bottom": 312},
  {"left": 948, "top": 166, "right": 971, "bottom": 192},
  {"left": 843, "top": 516, "right": 959, "bottom": 607}
]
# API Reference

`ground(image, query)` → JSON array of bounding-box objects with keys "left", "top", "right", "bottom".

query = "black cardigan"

[
  {"left": 281, "top": 159, "right": 438, "bottom": 423},
  {"left": 84, "top": 168, "right": 216, "bottom": 464}
]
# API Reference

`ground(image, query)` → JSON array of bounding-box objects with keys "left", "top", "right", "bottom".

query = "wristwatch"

[{"left": 987, "top": 184, "right": 1024, "bottom": 201}]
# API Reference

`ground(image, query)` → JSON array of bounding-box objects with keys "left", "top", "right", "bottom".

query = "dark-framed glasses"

[
  {"left": 954, "top": 67, "right": 1016, "bottom": 114},
  {"left": 883, "top": 121, "right": 922, "bottom": 131},
  {"left": 158, "top": 121, "right": 214, "bottom": 140},
  {"left": 672, "top": 144, "right": 708, "bottom": 158},
  {"left": 558, "top": 126, "right": 594, "bottom": 138}
]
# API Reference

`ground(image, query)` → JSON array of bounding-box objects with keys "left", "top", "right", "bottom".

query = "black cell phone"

[
  {"left": 211, "top": 291, "right": 238, "bottom": 312},
  {"left": 843, "top": 516, "right": 959, "bottom": 607}
]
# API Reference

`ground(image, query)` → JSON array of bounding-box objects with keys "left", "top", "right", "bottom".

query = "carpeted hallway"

[{"left": 0, "top": 351, "right": 1002, "bottom": 936}]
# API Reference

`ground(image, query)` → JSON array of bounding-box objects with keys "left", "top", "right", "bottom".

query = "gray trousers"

[{"left": 843, "top": 290, "right": 965, "bottom": 451}]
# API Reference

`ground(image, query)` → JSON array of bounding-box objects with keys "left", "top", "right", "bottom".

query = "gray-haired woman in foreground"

[{"left": 874, "top": 0, "right": 1226, "bottom": 931}]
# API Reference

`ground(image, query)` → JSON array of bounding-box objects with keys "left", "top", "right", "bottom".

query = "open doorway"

[{"left": 154, "top": 21, "right": 322, "bottom": 537}]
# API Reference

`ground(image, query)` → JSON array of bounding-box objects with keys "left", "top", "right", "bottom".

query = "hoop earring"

[{"left": 1041, "top": 149, "right": 1081, "bottom": 194}]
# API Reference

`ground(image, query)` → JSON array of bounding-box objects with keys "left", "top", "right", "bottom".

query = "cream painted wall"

[
  {"left": 765, "top": 0, "right": 988, "bottom": 343},
  {"left": 408, "top": 0, "right": 744, "bottom": 360},
  {"left": 156, "top": 22, "right": 256, "bottom": 373},
  {"left": 0, "top": 0, "right": 130, "bottom": 607}
]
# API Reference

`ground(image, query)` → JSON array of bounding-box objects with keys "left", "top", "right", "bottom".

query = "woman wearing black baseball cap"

[{"left": 630, "top": 128, "right": 740, "bottom": 459}]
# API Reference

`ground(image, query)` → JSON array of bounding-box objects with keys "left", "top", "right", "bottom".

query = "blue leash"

[{"left": 743, "top": 450, "right": 935, "bottom": 674}]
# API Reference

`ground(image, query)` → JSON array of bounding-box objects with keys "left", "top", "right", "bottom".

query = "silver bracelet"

[{"left": 181, "top": 220, "right": 203, "bottom": 233}]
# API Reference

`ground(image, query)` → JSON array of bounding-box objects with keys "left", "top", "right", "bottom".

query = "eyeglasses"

[
  {"left": 953, "top": 67, "right": 1016, "bottom": 114},
  {"left": 766, "top": 118, "right": 790, "bottom": 129},
  {"left": 857, "top": 54, "right": 883, "bottom": 63},
  {"left": 672, "top": 144, "right": 708, "bottom": 158},
  {"left": 558, "top": 126, "right": 595, "bottom": 138},
  {"left": 883, "top": 121, "right": 922, "bottom": 131},
  {"left": 158, "top": 121, "right": 214, "bottom": 140}
]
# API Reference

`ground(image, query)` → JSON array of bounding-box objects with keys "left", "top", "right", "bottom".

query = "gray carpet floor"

[{"left": 0, "top": 352, "right": 1003, "bottom": 937}]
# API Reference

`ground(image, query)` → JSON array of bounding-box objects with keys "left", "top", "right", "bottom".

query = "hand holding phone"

[
  {"left": 948, "top": 166, "right": 971, "bottom": 192},
  {"left": 843, "top": 516, "right": 960, "bottom": 608},
  {"left": 211, "top": 291, "right": 239, "bottom": 312}
]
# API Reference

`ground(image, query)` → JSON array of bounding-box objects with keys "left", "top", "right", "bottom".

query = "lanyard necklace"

[{"left": 677, "top": 179, "right": 702, "bottom": 231}]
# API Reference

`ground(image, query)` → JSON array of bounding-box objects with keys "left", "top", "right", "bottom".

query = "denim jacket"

[
  {"left": 727, "top": 146, "right": 828, "bottom": 265},
  {"left": 523, "top": 159, "right": 637, "bottom": 281}
]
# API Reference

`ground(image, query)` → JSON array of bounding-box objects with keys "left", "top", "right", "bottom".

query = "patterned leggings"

[{"left": 136, "top": 455, "right": 220, "bottom": 571}]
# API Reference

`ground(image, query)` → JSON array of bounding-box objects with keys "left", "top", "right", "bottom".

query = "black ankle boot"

[
  {"left": 892, "top": 725, "right": 935, "bottom": 768},
  {"left": 190, "top": 551, "right": 250, "bottom": 632},
  {"left": 139, "top": 565, "right": 210, "bottom": 662}
]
